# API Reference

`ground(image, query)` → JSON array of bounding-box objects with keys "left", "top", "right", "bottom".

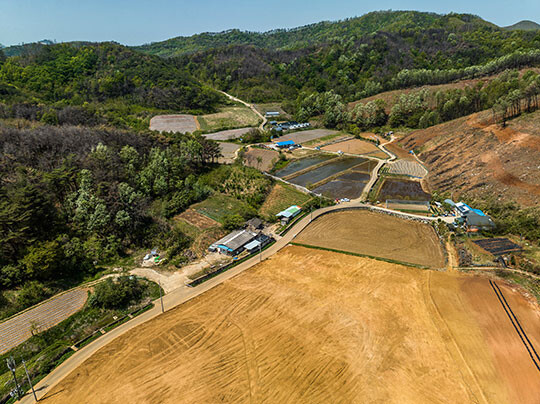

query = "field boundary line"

[
  {"left": 489, "top": 280, "right": 540, "bottom": 372},
  {"left": 290, "top": 242, "right": 434, "bottom": 270}
]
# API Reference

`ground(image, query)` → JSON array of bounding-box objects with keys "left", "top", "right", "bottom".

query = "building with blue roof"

[{"left": 276, "top": 140, "right": 295, "bottom": 148}]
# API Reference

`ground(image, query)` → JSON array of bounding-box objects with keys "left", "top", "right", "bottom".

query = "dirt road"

[{"left": 220, "top": 91, "right": 267, "bottom": 131}]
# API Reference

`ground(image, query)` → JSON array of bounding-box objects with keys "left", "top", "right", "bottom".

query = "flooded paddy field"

[
  {"left": 312, "top": 171, "right": 370, "bottom": 199},
  {"left": 275, "top": 154, "right": 336, "bottom": 178},
  {"left": 288, "top": 157, "right": 366, "bottom": 188},
  {"left": 377, "top": 178, "right": 431, "bottom": 201}
]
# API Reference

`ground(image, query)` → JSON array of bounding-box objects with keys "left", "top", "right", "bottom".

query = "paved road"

[{"left": 18, "top": 201, "right": 441, "bottom": 403}]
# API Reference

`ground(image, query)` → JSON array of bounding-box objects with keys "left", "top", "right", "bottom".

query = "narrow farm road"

[
  {"left": 219, "top": 90, "right": 267, "bottom": 130},
  {"left": 360, "top": 135, "right": 397, "bottom": 201}
]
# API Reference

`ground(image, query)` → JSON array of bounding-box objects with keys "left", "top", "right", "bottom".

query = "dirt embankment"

[
  {"left": 399, "top": 109, "right": 540, "bottom": 206},
  {"left": 42, "top": 245, "right": 540, "bottom": 404}
]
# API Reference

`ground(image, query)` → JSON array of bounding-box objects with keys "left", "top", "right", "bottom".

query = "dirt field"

[
  {"left": 243, "top": 147, "right": 279, "bottom": 172},
  {"left": 377, "top": 178, "right": 431, "bottom": 201},
  {"left": 218, "top": 142, "right": 241, "bottom": 164},
  {"left": 400, "top": 109, "right": 540, "bottom": 207},
  {"left": 203, "top": 127, "right": 253, "bottom": 141},
  {"left": 295, "top": 210, "right": 444, "bottom": 267},
  {"left": 322, "top": 138, "right": 388, "bottom": 159},
  {"left": 149, "top": 114, "right": 198, "bottom": 133},
  {"left": 42, "top": 245, "right": 540, "bottom": 403},
  {"left": 176, "top": 209, "right": 219, "bottom": 230},
  {"left": 274, "top": 129, "right": 339, "bottom": 144}
]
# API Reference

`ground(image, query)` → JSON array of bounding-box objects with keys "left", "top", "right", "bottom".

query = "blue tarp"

[{"left": 276, "top": 140, "right": 295, "bottom": 147}]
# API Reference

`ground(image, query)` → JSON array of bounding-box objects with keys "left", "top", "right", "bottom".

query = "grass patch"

[
  {"left": 198, "top": 106, "right": 260, "bottom": 132},
  {"left": 192, "top": 193, "right": 253, "bottom": 224},
  {"left": 260, "top": 183, "right": 311, "bottom": 220},
  {"left": 302, "top": 133, "right": 345, "bottom": 146}
]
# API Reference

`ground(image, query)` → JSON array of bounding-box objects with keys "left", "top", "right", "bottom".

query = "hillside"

[
  {"left": 136, "top": 11, "right": 497, "bottom": 56},
  {"left": 504, "top": 20, "right": 540, "bottom": 31},
  {"left": 399, "top": 109, "right": 540, "bottom": 207},
  {"left": 161, "top": 11, "right": 540, "bottom": 103},
  {"left": 0, "top": 42, "right": 224, "bottom": 130}
]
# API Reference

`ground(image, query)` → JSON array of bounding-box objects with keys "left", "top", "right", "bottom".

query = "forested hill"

[
  {"left": 159, "top": 11, "right": 540, "bottom": 103},
  {"left": 136, "top": 11, "right": 497, "bottom": 57},
  {"left": 0, "top": 42, "right": 224, "bottom": 130},
  {"left": 504, "top": 20, "right": 540, "bottom": 31}
]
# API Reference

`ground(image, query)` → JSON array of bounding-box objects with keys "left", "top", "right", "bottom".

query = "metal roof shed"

[
  {"left": 276, "top": 205, "right": 302, "bottom": 219},
  {"left": 276, "top": 140, "right": 295, "bottom": 147}
]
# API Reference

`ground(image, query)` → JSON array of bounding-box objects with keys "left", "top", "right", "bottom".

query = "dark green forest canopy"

[
  {"left": 0, "top": 42, "right": 224, "bottom": 114},
  {"left": 132, "top": 11, "right": 540, "bottom": 103}
]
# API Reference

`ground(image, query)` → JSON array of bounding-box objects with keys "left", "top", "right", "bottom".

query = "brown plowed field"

[
  {"left": 400, "top": 109, "right": 540, "bottom": 207},
  {"left": 42, "top": 245, "right": 540, "bottom": 404},
  {"left": 295, "top": 210, "right": 445, "bottom": 268},
  {"left": 243, "top": 147, "right": 279, "bottom": 172},
  {"left": 176, "top": 209, "right": 219, "bottom": 230},
  {"left": 323, "top": 138, "right": 388, "bottom": 159},
  {"left": 149, "top": 114, "right": 198, "bottom": 133}
]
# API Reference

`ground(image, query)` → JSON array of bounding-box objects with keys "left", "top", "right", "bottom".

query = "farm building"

[
  {"left": 276, "top": 205, "right": 302, "bottom": 225},
  {"left": 244, "top": 234, "right": 274, "bottom": 253},
  {"left": 208, "top": 229, "right": 257, "bottom": 256},
  {"left": 245, "top": 217, "right": 263, "bottom": 230},
  {"left": 276, "top": 140, "right": 295, "bottom": 149},
  {"left": 265, "top": 111, "right": 280, "bottom": 117},
  {"left": 444, "top": 199, "right": 456, "bottom": 207},
  {"left": 464, "top": 212, "right": 495, "bottom": 232},
  {"left": 455, "top": 202, "right": 473, "bottom": 216}
]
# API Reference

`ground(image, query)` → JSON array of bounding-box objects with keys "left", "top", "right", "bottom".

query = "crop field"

[
  {"left": 203, "top": 127, "right": 253, "bottom": 141},
  {"left": 274, "top": 129, "right": 339, "bottom": 144},
  {"left": 198, "top": 107, "right": 260, "bottom": 132},
  {"left": 275, "top": 154, "right": 336, "bottom": 178},
  {"left": 192, "top": 194, "right": 252, "bottom": 223},
  {"left": 473, "top": 238, "right": 523, "bottom": 256},
  {"left": 259, "top": 183, "right": 311, "bottom": 219},
  {"left": 243, "top": 148, "right": 279, "bottom": 172},
  {"left": 149, "top": 114, "right": 198, "bottom": 133},
  {"left": 386, "top": 200, "right": 431, "bottom": 212},
  {"left": 288, "top": 157, "right": 366, "bottom": 188},
  {"left": 176, "top": 209, "right": 219, "bottom": 230},
  {"left": 43, "top": 245, "right": 540, "bottom": 404},
  {"left": 388, "top": 160, "right": 428, "bottom": 177},
  {"left": 218, "top": 142, "right": 241, "bottom": 164},
  {"left": 322, "top": 138, "right": 388, "bottom": 159},
  {"left": 0, "top": 288, "right": 88, "bottom": 354},
  {"left": 377, "top": 178, "right": 431, "bottom": 201},
  {"left": 295, "top": 210, "right": 445, "bottom": 267},
  {"left": 312, "top": 172, "right": 370, "bottom": 200}
]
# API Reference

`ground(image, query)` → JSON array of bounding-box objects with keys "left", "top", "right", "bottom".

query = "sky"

[{"left": 0, "top": 0, "right": 539, "bottom": 47}]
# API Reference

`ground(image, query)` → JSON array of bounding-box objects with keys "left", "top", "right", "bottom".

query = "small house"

[
  {"left": 244, "top": 234, "right": 273, "bottom": 254},
  {"left": 465, "top": 213, "right": 495, "bottom": 232}
]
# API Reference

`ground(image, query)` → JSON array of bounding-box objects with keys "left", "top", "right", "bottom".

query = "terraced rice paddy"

[
  {"left": 377, "top": 178, "right": 431, "bottom": 201},
  {"left": 275, "top": 155, "right": 335, "bottom": 178},
  {"left": 313, "top": 172, "right": 370, "bottom": 199},
  {"left": 288, "top": 157, "right": 366, "bottom": 188},
  {"left": 388, "top": 160, "right": 428, "bottom": 178}
]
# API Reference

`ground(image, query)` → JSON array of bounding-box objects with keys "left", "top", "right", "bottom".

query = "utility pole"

[
  {"left": 158, "top": 280, "right": 164, "bottom": 313},
  {"left": 22, "top": 359, "right": 37, "bottom": 402},
  {"left": 6, "top": 357, "right": 22, "bottom": 399}
]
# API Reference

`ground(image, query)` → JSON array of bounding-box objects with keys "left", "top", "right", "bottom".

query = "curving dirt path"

[{"left": 219, "top": 91, "right": 267, "bottom": 131}]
